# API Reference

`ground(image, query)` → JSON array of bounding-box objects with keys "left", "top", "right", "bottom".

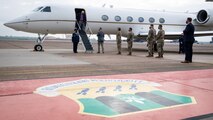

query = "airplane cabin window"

[
  {"left": 127, "top": 16, "right": 133, "bottom": 22},
  {"left": 138, "top": 17, "right": 144, "bottom": 22},
  {"left": 149, "top": 17, "right": 155, "bottom": 23},
  {"left": 41, "top": 6, "right": 51, "bottom": 12},
  {"left": 159, "top": 18, "right": 165, "bottom": 23},
  {"left": 33, "top": 7, "right": 43, "bottom": 12},
  {"left": 115, "top": 16, "right": 121, "bottom": 21},
  {"left": 102, "top": 15, "right": 109, "bottom": 21}
]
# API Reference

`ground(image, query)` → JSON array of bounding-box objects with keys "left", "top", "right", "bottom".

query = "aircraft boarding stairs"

[{"left": 78, "top": 29, "right": 94, "bottom": 53}]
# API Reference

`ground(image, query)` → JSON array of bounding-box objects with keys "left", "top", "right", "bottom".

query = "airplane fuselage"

[{"left": 4, "top": 4, "right": 213, "bottom": 37}]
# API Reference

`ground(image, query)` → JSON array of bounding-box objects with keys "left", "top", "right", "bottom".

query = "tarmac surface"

[
  {"left": 0, "top": 40, "right": 213, "bottom": 81},
  {"left": 0, "top": 40, "right": 213, "bottom": 120}
]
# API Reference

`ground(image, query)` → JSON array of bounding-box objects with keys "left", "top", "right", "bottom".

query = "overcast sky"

[{"left": 0, "top": 0, "right": 212, "bottom": 37}]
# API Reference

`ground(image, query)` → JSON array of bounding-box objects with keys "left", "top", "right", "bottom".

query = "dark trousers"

[
  {"left": 184, "top": 42, "right": 193, "bottom": 62},
  {"left": 73, "top": 42, "right": 79, "bottom": 53},
  {"left": 179, "top": 43, "right": 184, "bottom": 53}
]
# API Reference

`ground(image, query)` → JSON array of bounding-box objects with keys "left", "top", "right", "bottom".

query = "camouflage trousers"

[
  {"left": 127, "top": 41, "right": 133, "bottom": 54},
  {"left": 117, "top": 40, "right": 122, "bottom": 53},
  {"left": 147, "top": 41, "right": 154, "bottom": 56},
  {"left": 157, "top": 42, "right": 164, "bottom": 56}
]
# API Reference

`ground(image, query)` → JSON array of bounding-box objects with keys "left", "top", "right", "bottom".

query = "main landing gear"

[{"left": 34, "top": 34, "right": 48, "bottom": 51}]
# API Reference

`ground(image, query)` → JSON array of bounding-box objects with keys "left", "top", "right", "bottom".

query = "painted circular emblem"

[{"left": 34, "top": 79, "right": 196, "bottom": 118}]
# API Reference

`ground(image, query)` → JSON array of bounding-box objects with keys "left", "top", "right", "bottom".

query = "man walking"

[
  {"left": 72, "top": 29, "right": 80, "bottom": 53},
  {"left": 155, "top": 25, "right": 165, "bottom": 58},
  {"left": 97, "top": 28, "right": 105, "bottom": 53},
  {"left": 146, "top": 24, "right": 155, "bottom": 57},
  {"left": 116, "top": 28, "right": 122, "bottom": 55},
  {"left": 127, "top": 28, "right": 134, "bottom": 55},
  {"left": 181, "top": 17, "right": 195, "bottom": 63}
]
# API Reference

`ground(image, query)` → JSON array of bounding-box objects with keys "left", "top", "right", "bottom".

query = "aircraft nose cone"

[
  {"left": 4, "top": 22, "right": 14, "bottom": 29},
  {"left": 4, "top": 21, "right": 22, "bottom": 31},
  {"left": 3, "top": 23, "right": 10, "bottom": 27}
]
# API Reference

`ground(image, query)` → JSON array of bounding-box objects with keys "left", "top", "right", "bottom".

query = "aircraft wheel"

[{"left": 34, "top": 44, "right": 43, "bottom": 51}]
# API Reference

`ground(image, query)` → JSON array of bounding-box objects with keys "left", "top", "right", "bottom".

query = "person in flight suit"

[
  {"left": 116, "top": 28, "right": 122, "bottom": 55},
  {"left": 146, "top": 24, "right": 155, "bottom": 57},
  {"left": 181, "top": 17, "right": 195, "bottom": 63},
  {"left": 127, "top": 28, "right": 134, "bottom": 56},
  {"left": 72, "top": 29, "right": 80, "bottom": 53},
  {"left": 155, "top": 25, "right": 165, "bottom": 58}
]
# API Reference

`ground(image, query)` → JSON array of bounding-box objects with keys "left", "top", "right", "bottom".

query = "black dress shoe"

[{"left": 181, "top": 61, "right": 190, "bottom": 63}]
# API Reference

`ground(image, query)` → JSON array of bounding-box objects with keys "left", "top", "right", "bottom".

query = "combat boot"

[
  {"left": 146, "top": 54, "right": 153, "bottom": 57},
  {"left": 117, "top": 52, "right": 121, "bottom": 55}
]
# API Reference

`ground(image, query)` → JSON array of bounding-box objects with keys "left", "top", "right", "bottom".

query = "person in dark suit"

[
  {"left": 72, "top": 29, "right": 80, "bottom": 53},
  {"left": 181, "top": 17, "right": 195, "bottom": 63}
]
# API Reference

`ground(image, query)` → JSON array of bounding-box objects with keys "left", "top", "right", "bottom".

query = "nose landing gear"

[
  {"left": 34, "top": 44, "right": 43, "bottom": 51},
  {"left": 34, "top": 34, "right": 48, "bottom": 51}
]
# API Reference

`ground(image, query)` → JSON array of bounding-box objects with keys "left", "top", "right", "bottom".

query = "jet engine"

[{"left": 196, "top": 9, "right": 213, "bottom": 26}]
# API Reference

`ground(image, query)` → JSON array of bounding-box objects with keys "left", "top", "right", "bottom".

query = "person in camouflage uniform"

[
  {"left": 116, "top": 28, "right": 122, "bottom": 55},
  {"left": 127, "top": 28, "right": 134, "bottom": 55},
  {"left": 155, "top": 25, "right": 165, "bottom": 58},
  {"left": 146, "top": 24, "right": 155, "bottom": 57}
]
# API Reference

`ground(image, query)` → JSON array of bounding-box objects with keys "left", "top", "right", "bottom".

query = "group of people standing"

[
  {"left": 116, "top": 17, "right": 195, "bottom": 63},
  {"left": 71, "top": 25, "right": 164, "bottom": 57},
  {"left": 72, "top": 17, "right": 195, "bottom": 63},
  {"left": 146, "top": 24, "right": 165, "bottom": 58},
  {"left": 117, "top": 24, "right": 165, "bottom": 58}
]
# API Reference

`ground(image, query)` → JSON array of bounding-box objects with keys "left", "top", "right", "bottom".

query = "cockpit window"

[
  {"left": 41, "top": 6, "right": 51, "bottom": 12},
  {"left": 33, "top": 6, "right": 44, "bottom": 12}
]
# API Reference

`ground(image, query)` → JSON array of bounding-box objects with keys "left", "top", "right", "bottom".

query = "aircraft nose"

[
  {"left": 3, "top": 21, "right": 18, "bottom": 30},
  {"left": 3, "top": 16, "right": 27, "bottom": 31},
  {"left": 4, "top": 23, "right": 11, "bottom": 28}
]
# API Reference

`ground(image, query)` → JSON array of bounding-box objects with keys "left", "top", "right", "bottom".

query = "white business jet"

[{"left": 4, "top": 4, "right": 213, "bottom": 51}]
